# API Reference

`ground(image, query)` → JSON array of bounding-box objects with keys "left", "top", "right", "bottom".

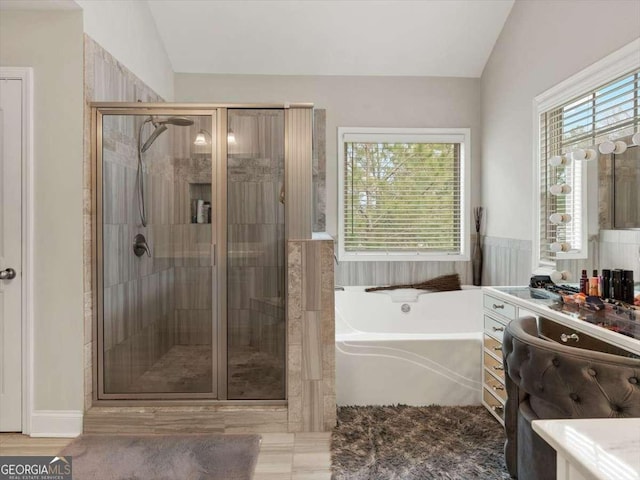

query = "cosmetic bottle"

[
  {"left": 580, "top": 269, "right": 588, "bottom": 295},
  {"left": 612, "top": 270, "right": 623, "bottom": 301},
  {"left": 622, "top": 270, "right": 634, "bottom": 304},
  {"left": 588, "top": 277, "right": 599, "bottom": 297},
  {"left": 601, "top": 269, "right": 611, "bottom": 299},
  {"left": 196, "top": 199, "right": 205, "bottom": 224}
]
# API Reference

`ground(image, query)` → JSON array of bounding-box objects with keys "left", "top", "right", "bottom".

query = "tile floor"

[{"left": 0, "top": 431, "right": 332, "bottom": 480}]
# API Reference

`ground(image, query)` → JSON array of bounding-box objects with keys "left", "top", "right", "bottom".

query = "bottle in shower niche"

[{"left": 196, "top": 199, "right": 206, "bottom": 224}]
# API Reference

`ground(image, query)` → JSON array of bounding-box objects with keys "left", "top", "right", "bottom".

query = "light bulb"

[
  {"left": 571, "top": 148, "right": 597, "bottom": 161},
  {"left": 549, "top": 213, "right": 572, "bottom": 224},
  {"left": 194, "top": 131, "right": 207, "bottom": 146},
  {"left": 548, "top": 155, "right": 568, "bottom": 167},
  {"left": 550, "top": 270, "right": 572, "bottom": 283},
  {"left": 227, "top": 130, "right": 236, "bottom": 144},
  {"left": 550, "top": 242, "right": 571, "bottom": 252},
  {"left": 598, "top": 141, "right": 615, "bottom": 154},
  {"left": 549, "top": 184, "right": 572, "bottom": 195},
  {"left": 613, "top": 140, "right": 627, "bottom": 154}
]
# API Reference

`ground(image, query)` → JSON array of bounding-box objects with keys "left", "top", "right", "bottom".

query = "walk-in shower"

[{"left": 93, "top": 105, "right": 290, "bottom": 401}]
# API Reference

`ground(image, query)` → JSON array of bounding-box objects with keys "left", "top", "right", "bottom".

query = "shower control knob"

[{"left": 0, "top": 268, "right": 16, "bottom": 280}]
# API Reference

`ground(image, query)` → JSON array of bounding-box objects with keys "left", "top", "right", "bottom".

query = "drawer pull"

[
  {"left": 493, "top": 346, "right": 502, "bottom": 351},
  {"left": 492, "top": 326, "right": 504, "bottom": 332},
  {"left": 560, "top": 333, "right": 580, "bottom": 343},
  {"left": 492, "top": 385, "right": 505, "bottom": 391},
  {"left": 493, "top": 304, "right": 505, "bottom": 310},
  {"left": 491, "top": 405, "right": 504, "bottom": 413},
  {"left": 492, "top": 365, "right": 504, "bottom": 371}
]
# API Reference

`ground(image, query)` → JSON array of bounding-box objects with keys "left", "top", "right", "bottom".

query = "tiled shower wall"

[
  {"left": 101, "top": 116, "right": 176, "bottom": 392},
  {"left": 227, "top": 110, "right": 285, "bottom": 357},
  {"left": 287, "top": 240, "right": 335, "bottom": 432},
  {"left": 83, "top": 35, "right": 164, "bottom": 406}
]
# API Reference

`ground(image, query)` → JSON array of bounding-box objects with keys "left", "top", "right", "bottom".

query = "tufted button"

[
  {"left": 587, "top": 368, "right": 596, "bottom": 377},
  {"left": 611, "top": 404, "right": 622, "bottom": 413},
  {"left": 536, "top": 382, "right": 544, "bottom": 392},
  {"left": 570, "top": 393, "right": 580, "bottom": 402},
  {"left": 552, "top": 358, "right": 560, "bottom": 367},
  {"left": 629, "top": 377, "right": 638, "bottom": 385}
]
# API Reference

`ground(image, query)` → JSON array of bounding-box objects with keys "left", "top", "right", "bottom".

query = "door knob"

[{"left": 0, "top": 268, "right": 17, "bottom": 280}]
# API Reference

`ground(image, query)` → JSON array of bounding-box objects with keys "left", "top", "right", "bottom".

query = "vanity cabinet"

[
  {"left": 482, "top": 286, "right": 640, "bottom": 424},
  {"left": 481, "top": 293, "right": 517, "bottom": 425}
]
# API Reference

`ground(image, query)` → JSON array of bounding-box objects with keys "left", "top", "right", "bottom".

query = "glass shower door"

[
  {"left": 226, "top": 109, "right": 286, "bottom": 400},
  {"left": 98, "top": 111, "right": 217, "bottom": 398}
]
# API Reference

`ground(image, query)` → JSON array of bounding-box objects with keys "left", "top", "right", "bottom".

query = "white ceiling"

[
  {"left": 148, "top": 0, "right": 514, "bottom": 78},
  {"left": 0, "top": 0, "right": 79, "bottom": 9}
]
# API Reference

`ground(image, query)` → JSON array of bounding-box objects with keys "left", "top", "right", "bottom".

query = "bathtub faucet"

[{"left": 334, "top": 285, "right": 345, "bottom": 291}]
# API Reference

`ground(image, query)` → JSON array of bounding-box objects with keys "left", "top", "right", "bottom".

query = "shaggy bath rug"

[
  {"left": 331, "top": 405, "right": 510, "bottom": 480},
  {"left": 59, "top": 433, "right": 261, "bottom": 480}
]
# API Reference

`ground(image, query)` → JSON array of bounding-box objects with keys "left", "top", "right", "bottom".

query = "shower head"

[
  {"left": 140, "top": 124, "right": 168, "bottom": 153},
  {"left": 139, "top": 116, "right": 195, "bottom": 153},
  {"left": 159, "top": 116, "right": 194, "bottom": 127}
]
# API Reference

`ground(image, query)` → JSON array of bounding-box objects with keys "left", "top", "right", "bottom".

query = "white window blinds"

[
  {"left": 339, "top": 129, "right": 469, "bottom": 261},
  {"left": 539, "top": 68, "right": 640, "bottom": 262}
]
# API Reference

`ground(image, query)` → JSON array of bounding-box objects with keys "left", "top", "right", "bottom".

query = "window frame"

[
  {"left": 337, "top": 127, "right": 471, "bottom": 262},
  {"left": 532, "top": 38, "right": 640, "bottom": 273}
]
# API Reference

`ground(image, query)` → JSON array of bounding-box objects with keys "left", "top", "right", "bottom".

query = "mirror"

[
  {"left": 599, "top": 138, "right": 640, "bottom": 230},
  {"left": 551, "top": 136, "right": 640, "bottom": 282}
]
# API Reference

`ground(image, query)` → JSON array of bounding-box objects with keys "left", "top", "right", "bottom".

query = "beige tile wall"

[{"left": 287, "top": 240, "right": 335, "bottom": 432}]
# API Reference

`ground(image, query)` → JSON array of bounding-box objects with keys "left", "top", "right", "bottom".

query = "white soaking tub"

[{"left": 335, "top": 286, "right": 483, "bottom": 406}]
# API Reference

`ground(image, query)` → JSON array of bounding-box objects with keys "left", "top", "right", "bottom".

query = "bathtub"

[{"left": 335, "top": 286, "right": 483, "bottom": 406}]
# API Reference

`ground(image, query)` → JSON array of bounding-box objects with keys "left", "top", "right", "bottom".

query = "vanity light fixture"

[
  {"left": 571, "top": 148, "right": 597, "bottom": 161},
  {"left": 193, "top": 128, "right": 237, "bottom": 145},
  {"left": 550, "top": 242, "right": 571, "bottom": 253},
  {"left": 549, "top": 213, "right": 572, "bottom": 224},
  {"left": 548, "top": 155, "right": 569, "bottom": 167},
  {"left": 194, "top": 129, "right": 210, "bottom": 146},
  {"left": 549, "top": 184, "right": 572, "bottom": 195},
  {"left": 550, "top": 270, "right": 572, "bottom": 283}
]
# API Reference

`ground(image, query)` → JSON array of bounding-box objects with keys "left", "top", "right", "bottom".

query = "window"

[
  {"left": 538, "top": 68, "right": 640, "bottom": 264},
  {"left": 338, "top": 128, "right": 470, "bottom": 261}
]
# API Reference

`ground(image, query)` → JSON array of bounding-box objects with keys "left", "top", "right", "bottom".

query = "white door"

[{"left": 0, "top": 78, "right": 23, "bottom": 431}]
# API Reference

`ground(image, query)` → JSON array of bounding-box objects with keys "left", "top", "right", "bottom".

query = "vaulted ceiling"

[{"left": 147, "top": 0, "right": 514, "bottom": 77}]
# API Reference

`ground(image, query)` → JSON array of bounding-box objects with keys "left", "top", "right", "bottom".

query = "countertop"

[{"left": 532, "top": 418, "right": 640, "bottom": 480}]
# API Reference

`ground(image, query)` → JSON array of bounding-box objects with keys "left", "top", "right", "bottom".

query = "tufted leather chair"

[{"left": 502, "top": 316, "right": 640, "bottom": 480}]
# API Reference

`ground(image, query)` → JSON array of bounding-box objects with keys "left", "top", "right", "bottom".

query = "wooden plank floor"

[{"left": 0, "top": 431, "right": 332, "bottom": 480}]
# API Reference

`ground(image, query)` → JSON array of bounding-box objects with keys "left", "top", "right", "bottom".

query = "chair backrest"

[
  {"left": 502, "top": 316, "right": 640, "bottom": 479},
  {"left": 503, "top": 316, "right": 640, "bottom": 420}
]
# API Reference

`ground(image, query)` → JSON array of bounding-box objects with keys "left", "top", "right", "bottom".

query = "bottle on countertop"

[
  {"left": 601, "top": 269, "right": 611, "bottom": 299},
  {"left": 580, "top": 269, "right": 589, "bottom": 295},
  {"left": 622, "top": 270, "right": 635, "bottom": 304},
  {"left": 612, "top": 270, "right": 623, "bottom": 301}
]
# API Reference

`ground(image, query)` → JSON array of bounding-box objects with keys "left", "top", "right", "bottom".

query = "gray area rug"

[
  {"left": 331, "top": 405, "right": 510, "bottom": 480},
  {"left": 60, "top": 433, "right": 261, "bottom": 480}
]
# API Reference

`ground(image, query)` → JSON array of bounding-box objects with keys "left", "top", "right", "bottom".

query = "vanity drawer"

[
  {"left": 484, "top": 315, "right": 507, "bottom": 341},
  {"left": 484, "top": 294, "right": 516, "bottom": 320},
  {"left": 538, "top": 318, "right": 640, "bottom": 359},
  {"left": 484, "top": 370, "right": 506, "bottom": 402},
  {"left": 483, "top": 351, "right": 505, "bottom": 381},
  {"left": 483, "top": 334, "right": 503, "bottom": 359},
  {"left": 483, "top": 388, "right": 505, "bottom": 421}
]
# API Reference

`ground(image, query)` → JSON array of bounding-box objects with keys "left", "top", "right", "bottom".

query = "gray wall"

[
  {"left": 0, "top": 11, "right": 85, "bottom": 411},
  {"left": 175, "top": 74, "right": 482, "bottom": 285},
  {"left": 480, "top": 0, "right": 640, "bottom": 284}
]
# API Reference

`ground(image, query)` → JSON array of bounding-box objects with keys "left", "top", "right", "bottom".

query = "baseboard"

[{"left": 29, "top": 410, "right": 83, "bottom": 437}]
